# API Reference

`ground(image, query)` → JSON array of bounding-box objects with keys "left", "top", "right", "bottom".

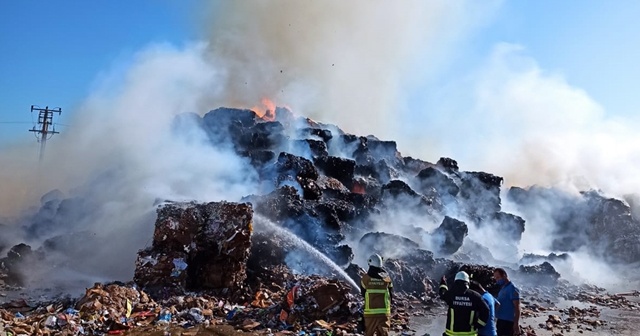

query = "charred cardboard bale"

[
  {"left": 381, "top": 180, "right": 438, "bottom": 212},
  {"left": 316, "top": 199, "right": 357, "bottom": 223},
  {"left": 250, "top": 186, "right": 305, "bottom": 222},
  {"left": 506, "top": 186, "right": 529, "bottom": 204},
  {"left": 345, "top": 263, "right": 365, "bottom": 285},
  {"left": 478, "top": 212, "right": 526, "bottom": 242},
  {"left": 274, "top": 276, "right": 354, "bottom": 324},
  {"left": 290, "top": 139, "right": 329, "bottom": 159},
  {"left": 436, "top": 157, "right": 459, "bottom": 172},
  {"left": 25, "top": 195, "right": 92, "bottom": 240},
  {"left": 431, "top": 216, "right": 468, "bottom": 255},
  {"left": 275, "top": 152, "right": 319, "bottom": 182},
  {"left": 459, "top": 172, "right": 504, "bottom": 217},
  {"left": 416, "top": 167, "right": 460, "bottom": 199},
  {"left": 403, "top": 157, "right": 435, "bottom": 175},
  {"left": 352, "top": 176, "right": 383, "bottom": 196},
  {"left": 435, "top": 262, "right": 499, "bottom": 294},
  {"left": 202, "top": 107, "right": 257, "bottom": 142},
  {"left": 237, "top": 121, "right": 288, "bottom": 150},
  {"left": 205, "top": 107, "right": 258, "bottom": 128},
  {"left": 399, "top": 248, "right": 437, "bottom": 271},
  {"left": 0, "top": 243, "right": 41, "bottom": 286},
  {"left": 517, "top": 262, "right": 561, "bottom": 285},
  {"left": 316, "top": 175, "right": 350, "bottom": 196},
  {"left": 353, "top": 138, "right": 401, "bottom": 167},
  {"left": 172, "top": 111, "right": 204, "bottom": 134},
  {"left": 520, "top": 252, "right": 570, "bottom": 265},
  {"left": 358, "top": 232, "right": 420, "bottom": 259},
  {"left": 189, "top": 202, "right": 253, "bottom": 290},
  {"left": 41, "top": 231, "right": 102, "bottom": 258},
  {"left": 356, "top": 159, "right": 395, "bottom": 185},
  {"left": 314, "top": 198, "right": 359, "bottom": 233},
  {"left": 135, "top": 201, "right": 253, "bottom": 293},
  {"left": 453, "top": 240, "right": 497, "bottom": 265},
  {"left": 383, "top": 259, "right": 431, "bottom": 295},
  {"left": 299, "top": 127, "right": 333, "bottom": 143},
  {"left": 249, "top": 187, "right": 344, "bottom": 251},
  {"left": 507, "top": 186, "right": 588, "bottom": 252},
  {"left": 367, "top": 139, "right": 400, "bottom": 162},
  {"left": 315, "top": 156, "right": 356, "bottom": 189},
  {"left": 346, "top": 192, "right": 380, "bottom": 219},
  {"left": 274, "top": 106, "right": 296, "bottom": 125},
  {"left": 297, "top": 177, "right": 322, "bottom": 200},
  {"left": 338, "top": 134, "right": 361, "bottom": 147},
  {"left": 240, "top": 150, "right": 276, "bottom": 168},
  {"left": 322, "top": 244, "right": 354, "bottom": 266},
  {"left": 247, "top": 232, "right": 297, "bottom": 270},
  {"left": 584, "top": 191, "right": 640, "bottom": 264},
  {"left": 314, "top": 202, "right": 342, "bottom": 231},
  {"left": 459, "top": 264, "right": 498, "bottom": 291},
  {"left": 151, "top": 203, "right": 203, "bottom": 252},
  {"left": 381, "top": 179, "right": 419, "bottom": 198},
  {"left": 134, "top": 248, "right": 189, "bottom": 293}
]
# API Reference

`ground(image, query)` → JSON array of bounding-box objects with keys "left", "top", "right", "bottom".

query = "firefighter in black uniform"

[{"left": 439, "top": 271, "right": 490, "bottom": 336}]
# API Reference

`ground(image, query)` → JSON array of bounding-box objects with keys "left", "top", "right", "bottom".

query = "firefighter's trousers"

[{"left": 364, "top": 315, "right": 391, "bottom": 336}]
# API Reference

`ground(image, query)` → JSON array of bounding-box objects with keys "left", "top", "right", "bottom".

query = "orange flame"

[{"left": 251, "top": 98, "right": 277, "bottom": 121}]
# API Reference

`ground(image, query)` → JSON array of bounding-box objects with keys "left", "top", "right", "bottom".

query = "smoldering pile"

[{"left": 2, "top": 106, "right": 640, "bottom": 334}]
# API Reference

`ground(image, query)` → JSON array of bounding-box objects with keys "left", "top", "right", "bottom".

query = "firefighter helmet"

[
  {"left": 455, "top": 271, "right": 470, "bottom": 283},
  {"left": 368, "top": 254, "right": 383, "bottom": 268}
]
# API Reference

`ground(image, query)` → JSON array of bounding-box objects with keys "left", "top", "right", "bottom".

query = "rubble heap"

[{"left": 2, "top": 105, "right": 640, "bottom": 334}]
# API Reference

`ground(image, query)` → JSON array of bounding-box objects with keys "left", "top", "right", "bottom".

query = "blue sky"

[
  {"left": 0, "top": 0, "right": 200, "bottom": 143},
  {"left": 1, "top": 1, "right": 639, "bottom": 145},
  {"left": 482, "top": 1, "right": 640, "bottom": 118}
]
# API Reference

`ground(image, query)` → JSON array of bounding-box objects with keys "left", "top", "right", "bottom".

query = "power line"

[{"left": 28, "top": 105, "right": 62, "bottom": 162}]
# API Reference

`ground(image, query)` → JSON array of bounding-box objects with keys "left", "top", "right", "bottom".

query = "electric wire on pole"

[{"left": 29, "top": 105, "right": 62, "bottom": 162}]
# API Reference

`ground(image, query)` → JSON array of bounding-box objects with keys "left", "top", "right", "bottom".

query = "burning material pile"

[{"left": 2, "top": 104, "right": 640, "bottom": 334}]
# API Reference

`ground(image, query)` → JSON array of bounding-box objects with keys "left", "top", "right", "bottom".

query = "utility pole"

[{"left": 29, "top": 105, "right": 62, "bottom": 162}]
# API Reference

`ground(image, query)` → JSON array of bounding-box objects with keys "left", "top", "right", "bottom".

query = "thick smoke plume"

[
  {"left": 203, "top": 0, "right": 498, "bottom": 139},
  {"left": 0, "top": 2, "right": 638, "bottom": 292},
  {"left": 0, "top": 43, "right": 260, "bottom": 283}
]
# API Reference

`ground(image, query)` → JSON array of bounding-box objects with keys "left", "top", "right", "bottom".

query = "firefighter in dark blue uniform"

[{"left": 439, "top": 271, "right": 490, "bottom": 336}]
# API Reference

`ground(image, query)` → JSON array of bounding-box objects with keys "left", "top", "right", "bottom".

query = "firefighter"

[
  {"left": 360, "top": 254, "right": 393, "bottom": 336},
  {"left": 439, "top": 271, "right": 490, "bottom": 336}
]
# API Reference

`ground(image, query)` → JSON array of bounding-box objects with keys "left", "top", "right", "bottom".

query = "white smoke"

[
  {"left": 407, "top": 43, "right": 640, "bottom": 197},
  {"left": 0, "top": 43, "right": 260, "bottom": 283},
  {"left": 203, "top": 0, "right": 500, "bottom": 139}
]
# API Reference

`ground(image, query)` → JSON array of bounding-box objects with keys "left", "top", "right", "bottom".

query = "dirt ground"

[
  {"left": 410, "top": 296, "right": 640, "bottom": 336},
  {"left": 125, "top": 324, "right": 260, "bottom": 336},
  {"left": 2, "top": 285, "right": 640, "bottom": 336}
]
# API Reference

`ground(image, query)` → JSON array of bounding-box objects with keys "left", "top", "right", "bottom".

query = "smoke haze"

[
  {"left": 0, "top": 1, "right": 638, "bottom": 290},
  {"left": 203, "top": 0, "right": 499, "bottom": 138}
]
